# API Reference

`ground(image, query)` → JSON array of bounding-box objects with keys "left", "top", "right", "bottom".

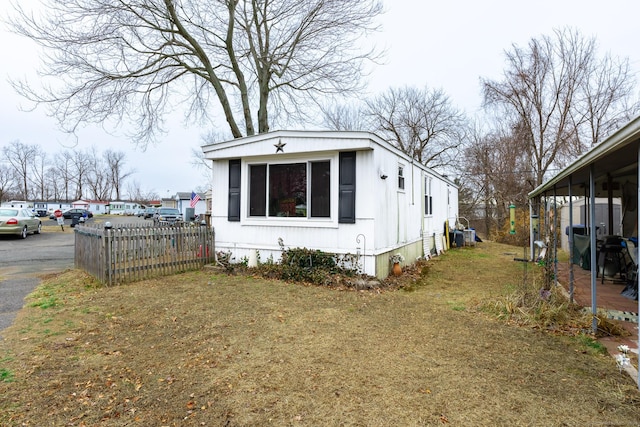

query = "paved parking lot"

[
  {"left": 0, "top": 215, "right": 151, "bottom": 336},
  {"left": 0, "top": 230, "right": 74, "bottom": 336}
]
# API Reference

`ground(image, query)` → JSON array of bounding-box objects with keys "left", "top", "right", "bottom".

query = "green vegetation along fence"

[{"left": 74, "top": 222, "right": 215, "bottom": 285}]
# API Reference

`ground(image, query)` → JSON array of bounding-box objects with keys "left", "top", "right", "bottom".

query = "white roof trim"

[{"left": 201, "top": 130, "right": 459, "bottom": 188}]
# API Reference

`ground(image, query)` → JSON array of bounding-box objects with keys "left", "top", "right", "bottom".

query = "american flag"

[{"left": 190, "top": 191, "right": 201, "bottom": 208}]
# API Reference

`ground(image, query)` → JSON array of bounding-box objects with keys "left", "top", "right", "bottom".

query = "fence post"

[
  {"left": 200, "top": 220, "right": 207, "bottom": 263},
  {"left": 104, "top": 221, "right": 113, "bottom": 286}
]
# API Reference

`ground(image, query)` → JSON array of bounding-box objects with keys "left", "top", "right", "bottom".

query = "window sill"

[{"left": 243, "top": 217, "right": 338, "bottom": 228}]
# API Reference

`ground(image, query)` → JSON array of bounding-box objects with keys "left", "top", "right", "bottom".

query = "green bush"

[
  {"left": 251, "top": 247, "right": 362, "bottom": 286},
  {"left": 281, "top": 247, "right": 337, "bottom": 271}
]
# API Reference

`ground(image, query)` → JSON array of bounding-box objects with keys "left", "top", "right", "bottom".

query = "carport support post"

[
  {"left": 553, "top": 186, "right": 558, "bottom": 288},
  {"left": 568, "top": 176, "right": 574, "bottom": 303},
  {"left": 529, "top": 202, "right": 534, "bottom": 261},
  {"left": 607, "top": 174, "right": 614, "bottom": 235},
  {"left": 589, "top": 165, "right": 598, "bottom": 335},
  {"left": 637, "top": 146, "right": 640, "bottom": 390}
]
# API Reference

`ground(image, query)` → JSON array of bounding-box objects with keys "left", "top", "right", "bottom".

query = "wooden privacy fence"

[{"left": 74, "top": 222, "right": 215, "bottom": 285}]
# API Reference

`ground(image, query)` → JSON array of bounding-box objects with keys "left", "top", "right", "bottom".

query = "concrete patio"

[{"left": 555, "top": 260, "right": 638, "bottom": 380}]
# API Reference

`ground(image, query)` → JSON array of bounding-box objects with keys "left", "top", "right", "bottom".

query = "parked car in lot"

[
  {"left": 143, "top": 207, "right": 157, "bottom": 219},
  {"left": 154, "top": 207, "right": 182, "bottom": 224},
  {"left": 0, "top": 208, "right": 42, "bottom": 238},
  {"left": 62, "top": 208, "right": 93, "bottom": 219}
]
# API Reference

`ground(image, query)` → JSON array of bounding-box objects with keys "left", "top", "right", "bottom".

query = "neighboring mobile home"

[
  {"left": 72, "top": 199, "right": 109, "bottom": 215},
  {"left": 108, "top": 201, "right": 143, "bottom": 215},
  {"left": 1, "top": 200, "right": 32, "bottom": 209},
  {"left": 202, "top": 130, "right": 459, "bottom": 279}
]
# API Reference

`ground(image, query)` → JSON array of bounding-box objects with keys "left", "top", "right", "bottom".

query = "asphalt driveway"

[
  {"left": 0, "top": 229, "right": 75, "bottom": 337},
  {"left": 0, "top": 215, "right": 151, "bottom": 337}
]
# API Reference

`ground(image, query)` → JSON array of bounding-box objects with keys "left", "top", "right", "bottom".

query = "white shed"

[
  {"left": 202, "top": 130, "right": 459, "bottom": 279},
  {"left": 174, "top": 191, "right": 207, "bottom": 219},
  {"left": 558, "top": 197, "right": 622, "bottom": 250}
]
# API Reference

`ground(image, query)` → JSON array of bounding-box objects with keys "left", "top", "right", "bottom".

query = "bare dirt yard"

[{"left": 1, "top": 241, "right": 639, "bottom": 426}]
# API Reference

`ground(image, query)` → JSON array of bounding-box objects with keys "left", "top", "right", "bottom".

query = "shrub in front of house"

[{"left": 249, "top": 247, "right": 362, "bottom": 286}]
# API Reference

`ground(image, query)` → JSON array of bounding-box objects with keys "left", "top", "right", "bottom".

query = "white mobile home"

[
  {"left": 1, "top": 200, "right": 32, "bottom": 209},
  {"left": 202, "top": 130, "right": 459, "bottom": 279},
  {"left": 72, "top": 199, "right": 109, "bottom": 215},
  {"left": 108, "top": 201, "right": 143, "bottom": 215}
]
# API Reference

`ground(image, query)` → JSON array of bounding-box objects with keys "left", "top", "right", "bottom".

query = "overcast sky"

[{"left": 2, "top": 1, "right": 640, "bottom": 198}]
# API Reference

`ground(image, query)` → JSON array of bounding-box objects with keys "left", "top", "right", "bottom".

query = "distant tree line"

[
  {"left": 0, "top": 141, "right": 158, "bottom": 204},
  {"left": 8, "top": 0, "right": 640, "bottom": 241},
  {"left": 470, "top": 28, "right": 638, "bottom": 241},
  {"left": 323, "top": 28, "right": 639, "bottom": 241}
]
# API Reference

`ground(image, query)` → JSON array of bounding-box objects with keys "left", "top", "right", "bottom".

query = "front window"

[
  {"left": 269, "top": 163, "right": 306, "bottom": 217},
  {"left": 310, "top": 161, "right": 331, "bottom": 217},
  {"left": 249, "top": 161, "right": 331, "bottom": 218},
  {"left": 249, "top": 164, "right": 267, "bottom": 216},
  {"left": 398, "top": 165, "right": 405, "bottom": 190}
]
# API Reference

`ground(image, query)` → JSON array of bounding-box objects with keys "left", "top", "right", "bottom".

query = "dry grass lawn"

[{"left": 1, "top": 240, "right": 639, "bottom": 426}]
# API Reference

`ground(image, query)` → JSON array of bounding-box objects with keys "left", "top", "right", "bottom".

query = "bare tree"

[
  {"left": 9, "top": 0, "right": 383, "bottom": 144},
  {"left": 126, "top": 180, "right": 159, "bottom": 204},
  {"left": 53, "top": 152, "right": 76, "bottom": 201},
  {"left": 70, "top": 149, "right": 92, "bottom": 200},
  {"left": 574, "top": 53, "right": 639, "bottom": 149},
  {"left": 482, "top": 27, "right": 638, "bottom": 188},
  {"left": 44, "top": 163, "right": 63, "bottom": 201},
  {"left": 85, "top": 149, "right": 111, "bottom": 200},
  {"left": 322, "top": 102, "right": 370, "bottom": 131},
  {"left": 30, "top": 148, "right": 49, "bottom": 201},
  {"left": 364, "top": 86, "right": 469, "bottom": 170},
  {"left": 104, "top": 150, "right": 133, "bottom": 201},
  {"left": 2, "top": 141, "right": 38, "bottom": 200},
  {"left": 190, "top": 146, "right": 212, "bottom": 170},
  {"left": 0, "top": 163, "right": 16, "bottom": 203},
  {"left": 463, "top": 122, "right": 533, "bottom": 240},
  {"left": 190, "top": 129, "right": 229, "bottom": 185}
]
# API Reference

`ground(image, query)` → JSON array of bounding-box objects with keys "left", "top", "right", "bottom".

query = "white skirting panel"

[
  {"left": 435, "top": 232, "right": 444, "bottom": 255},
  {"left": 423, "top": 232, "right": 445, "bottom": 257}
]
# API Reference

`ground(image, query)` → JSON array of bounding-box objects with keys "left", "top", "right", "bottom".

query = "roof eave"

[{"left": 528, "top": 115, "right": 640, "bottom": 199}]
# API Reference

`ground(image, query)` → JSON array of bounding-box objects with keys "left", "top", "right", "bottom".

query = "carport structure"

[{"left": 529, "top": 116, "right": 640, "bottom": 389}]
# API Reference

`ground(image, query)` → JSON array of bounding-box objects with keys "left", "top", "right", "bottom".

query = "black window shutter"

[
  {"left": 228, "top": 159, "right": 241, "bottom": 221},
  {"left": 338, "top": 152, "right": 356, "bottom": 223}
]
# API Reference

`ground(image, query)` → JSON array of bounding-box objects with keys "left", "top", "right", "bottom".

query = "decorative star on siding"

[{"left": 274, "top": 139, "right": 286, "bottom": 153}]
